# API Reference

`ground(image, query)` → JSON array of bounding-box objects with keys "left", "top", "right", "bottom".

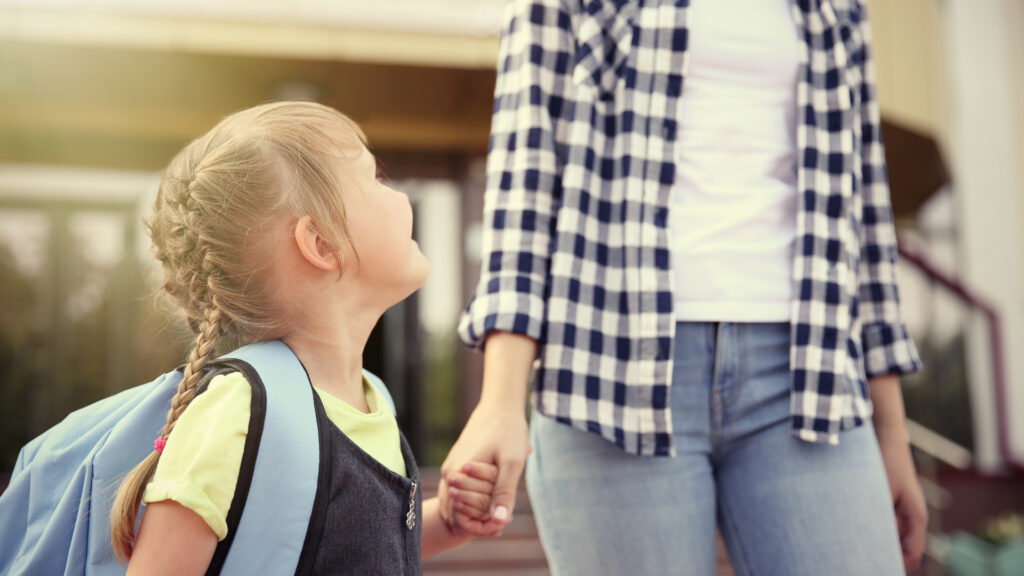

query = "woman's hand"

[
  {"left": 438, "top": 332, "right": 537, "bottom": 537},
  {"left": 876, "top": 424, "right": 928, "bottom": 572},
  {"left": 439, "top": 407, "right": 531, "bottom": 536},
  {"left": 870, "top": 374, "right": 928, "bottom": 572}
]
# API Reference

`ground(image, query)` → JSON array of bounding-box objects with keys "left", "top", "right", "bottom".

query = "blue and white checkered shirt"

[{"left": 458, "top": 0, "right": 922, "bottom": 456}]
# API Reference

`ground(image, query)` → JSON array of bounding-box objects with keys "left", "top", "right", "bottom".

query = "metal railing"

[
  {"left": 895, "top": 236, "right": 1022, "bottom": 573},
  {"left": 898, "top": 238, "right": 1020, "bottom": 474}
]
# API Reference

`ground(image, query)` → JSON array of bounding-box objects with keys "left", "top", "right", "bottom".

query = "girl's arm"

[
  {"left": 127, "top": 501, "right": 217, "bottom": 576},
  {"left": 421, "top": 497, "right": 474, "bottom": 560},
  {"left": 132, "top": 484, "right": 491, "bottom": 569}
]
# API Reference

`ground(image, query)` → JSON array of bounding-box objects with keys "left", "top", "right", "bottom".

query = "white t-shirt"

[{"left": 670, "top": 0, "right": 802, "bottom": 322}]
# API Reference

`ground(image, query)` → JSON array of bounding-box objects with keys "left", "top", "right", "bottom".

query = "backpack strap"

[
  {"left": 208, "top": 340, "right": 325, "bottom": 576},
  {"left": 362, "top": 370, "right": 396, "bottom": 415}
]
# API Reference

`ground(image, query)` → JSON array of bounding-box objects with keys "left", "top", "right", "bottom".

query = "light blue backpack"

[{"left": 0, "top": 340, "right": 395, "bottom": 575}]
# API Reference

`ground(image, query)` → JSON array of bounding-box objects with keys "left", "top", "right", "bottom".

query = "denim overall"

[{"left": 305, "top": 411, "right": 422, "bottom": 575}]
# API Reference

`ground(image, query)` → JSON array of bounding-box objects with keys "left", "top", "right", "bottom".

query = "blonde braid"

[
  {"left": 110, "top": 173, "right": 227, "bottom": 562},
  {"left": 164, "top": 304, "right": 223, "bottom": 439}
]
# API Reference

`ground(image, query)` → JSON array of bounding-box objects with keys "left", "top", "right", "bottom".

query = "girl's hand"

[{"left": 448, "top": 462, "right": 498, "bottom": 523}]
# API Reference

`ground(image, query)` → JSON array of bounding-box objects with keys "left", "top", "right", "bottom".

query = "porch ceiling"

[
  {"left": 0, "top": 2, "right": 946, "bottom": 217},
  {"left": 0, "top": 40, "right": 497, "bottom": 170}
]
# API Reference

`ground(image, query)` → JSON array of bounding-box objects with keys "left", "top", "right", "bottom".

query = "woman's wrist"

[
  {"left": 477, "top": 331, "right": 537, "bottom": 411},
  {"left": 868, "top": 374, "right": 910, "bottom": 440}
]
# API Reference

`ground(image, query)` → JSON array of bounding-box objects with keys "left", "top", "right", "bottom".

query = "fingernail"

[
  {"left": 449, "top": 487, "right": 460, "bottom": 497},
  {"left": 493, "top": 506, "right": 509, "bottom": 521},
  {"left": 462, "top": 463, "right": 473, "bottom": 473}
]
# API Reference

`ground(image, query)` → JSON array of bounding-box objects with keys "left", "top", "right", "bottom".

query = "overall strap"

[{"left": 212, "top": 340, "right": 322, "bottom": 576}]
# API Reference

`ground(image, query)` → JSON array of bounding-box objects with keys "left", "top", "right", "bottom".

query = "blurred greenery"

[
  {"left": 0, "top": 244, "right": 36, "bottom": 470},
  {"left": 978, "top": 512, "right": 1024, "bottom": 545},
  {"left": 0, "top": 211, "right": 192, "bottom": 472},
  {"left": 422, "top": 333, "right": 462, "bottom": 465}
]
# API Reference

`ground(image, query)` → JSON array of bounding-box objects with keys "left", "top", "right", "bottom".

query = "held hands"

[
  {"left": 421, "top": 462, "right": 501, "bottom": 560},
  {"left": 438, "top": 405, "right": 531, "bottom": 538},
  {"left": 423, "top": 335, "right": 537, "bottom": 555},
  {"left": 445, "top": 462, "right": 500, "bottom": 532},
  {"left": 439, "top": 332, "right": 537, "bottom": 538}
]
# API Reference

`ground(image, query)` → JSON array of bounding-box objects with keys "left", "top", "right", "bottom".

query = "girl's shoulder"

[
  {"left": 143, "top": 370, "right": 253, "bottom": 540},
  {"left": 184, "top": 370, "right": 255, "bottom": 445},
  {"left": 197, "top": 369, "right": 252, "bottom": 403},
  {"left": 181, "top": 369, "right": 254, "bottom": 429}
]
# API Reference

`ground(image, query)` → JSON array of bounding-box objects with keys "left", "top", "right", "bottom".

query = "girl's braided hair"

[{"left": 110, "top": 101, "right": 366, "bottom": 561}]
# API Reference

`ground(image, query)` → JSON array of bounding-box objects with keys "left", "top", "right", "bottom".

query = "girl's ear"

[{"left": 294, "top": 215, "right": 340, "bottom": 271}]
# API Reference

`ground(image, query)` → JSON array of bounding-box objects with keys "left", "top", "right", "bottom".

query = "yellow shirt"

[{"left": 142, "top": 371, "right": 405, "bottom": 540}]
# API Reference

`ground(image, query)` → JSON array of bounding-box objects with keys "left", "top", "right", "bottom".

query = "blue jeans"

[{"left": 525, "top": 322, "right": 904, "bottom": 576}]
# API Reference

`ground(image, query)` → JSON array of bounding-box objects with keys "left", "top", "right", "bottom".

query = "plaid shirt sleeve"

[
  {"left": 458, "top": 0, "right": 575, "bottom": 350},
  {"left": 855, "top": 1, "right": 922, "bottom": 379}
]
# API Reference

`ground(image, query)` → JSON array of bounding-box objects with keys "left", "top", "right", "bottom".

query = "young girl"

[{"left": 109, "top": 101, "right": 497, "bottom": 574}]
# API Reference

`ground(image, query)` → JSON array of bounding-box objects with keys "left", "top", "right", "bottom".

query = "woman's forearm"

[
  {"left": 868, "top": 374, "right": 909, "bottom": 437},
  {"left": 478, "top": 331, "right": 538, "bottom": 412},
  {"left": 435, "top": 331, "right": 537, "bottom": 537}
]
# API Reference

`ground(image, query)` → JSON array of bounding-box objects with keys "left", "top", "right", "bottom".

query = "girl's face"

[{"left": 333, "top": 142, "right": 430, "bottom": 305}]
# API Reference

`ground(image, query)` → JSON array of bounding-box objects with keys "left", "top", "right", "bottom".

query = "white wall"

[
  {"left": 407, "top": 180, "right": 463, "bottom": 341},
  {"left": 944, "top": 0, "right": 1024, "bottom": 472}
]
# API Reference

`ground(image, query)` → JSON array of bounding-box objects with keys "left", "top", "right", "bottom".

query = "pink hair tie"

[{"left": 154, "top": 436, "right": 167, "bottom": 454}]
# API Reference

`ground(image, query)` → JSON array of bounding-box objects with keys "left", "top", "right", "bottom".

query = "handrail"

[
  {"left": 897, "top": 236, "right": 1022, "bottom": 474},
  {"left": 906, "top": 418, "right": 972, "bottom": 470}
]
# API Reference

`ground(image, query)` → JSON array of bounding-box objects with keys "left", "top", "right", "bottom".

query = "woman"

[{"left": 440, "top": 0, "right": 927, "bottom": 574}]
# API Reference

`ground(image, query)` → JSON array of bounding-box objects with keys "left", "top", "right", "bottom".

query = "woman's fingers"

[
  {"left": 489, "top": 452, "right": 525, "bottom": 524},
  {"left": 899, "top": 496, "right": 928, "bottom": 571}
]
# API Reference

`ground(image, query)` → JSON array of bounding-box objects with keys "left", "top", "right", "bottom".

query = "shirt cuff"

[
  {"left": 458, "top": 284, "right": 546, "bottom": 351},
  {"left": 861, "top": 322, "right": 923, "bottom": 380},
  {"left": 143, "top": 480, "right": 228, "bottom": 541}
]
